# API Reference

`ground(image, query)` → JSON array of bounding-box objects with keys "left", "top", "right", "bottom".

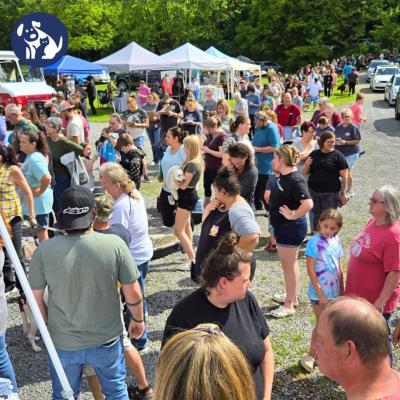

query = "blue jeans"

[
  {"left": 125, "top": 261, "right": 149, "bottom": 350},
  {"left": 133, "top": 136, "right": 145, "bottom": 149},
  {"left": 0, "top": 335, "right": 18, "bottom": 393},
  {"left": 49, "top": 337, "right": 128, "bottom": 399},
  {"left": 146, "top": 126, "right": 161, "bottom": 163}
]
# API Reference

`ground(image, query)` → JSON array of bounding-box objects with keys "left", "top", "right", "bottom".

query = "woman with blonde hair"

[
  {"left": 100, "top": 162, "right": 153, "bottom": 352},
  {"left": 156, "top": 323, "right": 256, "bottom": 400},
  {"left": 216, "top": 99, "right": 232, "bottom": 133},
  {"left": 175, "top": 135, "right": 204, "bottom": 270},
  {"left": 269, "top": 145, "right": 313, "bottom": 318},
  {"left": 181, "top": 98, "right": 202, "bottom": 135}
]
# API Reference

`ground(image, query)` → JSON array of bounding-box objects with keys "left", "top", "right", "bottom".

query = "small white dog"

[{"left": 166, "top": 166, "right": 185, "bottom": 200}]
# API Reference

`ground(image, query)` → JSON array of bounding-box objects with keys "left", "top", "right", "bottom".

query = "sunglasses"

[
  {"left": 255, "top": 114, "right": 266, "bottom": 121},
  {"left": 369, "top": 198, "right": 384, "bottom": 205}
]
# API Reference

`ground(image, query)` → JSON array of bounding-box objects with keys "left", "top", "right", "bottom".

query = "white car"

[
  {"left": 366, "top": 59, "right": 390, "bottom": 82},
  {"left": 370, "top": 66, "right": 400, "bottom": 91},
  {"left": 384, "top": 74, "right": 400, "bottom": 105}
]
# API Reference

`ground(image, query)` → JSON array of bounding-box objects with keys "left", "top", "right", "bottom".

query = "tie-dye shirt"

[{"left": 305, "top": 233, "right": 343, "bottom": 301}]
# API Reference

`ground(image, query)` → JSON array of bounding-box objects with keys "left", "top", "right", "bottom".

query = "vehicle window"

[
  {"left": 376, "top": 68, "right": 399, "bottom": 75},
  {"left": 395, "top": 77, "right": 400, "bottom": 85},
  {"left": 0, "top": 60, "right": 22, "bottom": 82},
  {"left": 19, "top": 64, "right": 44, "bottom": 82},
  {"left": 370, "top": 60, "right": 389, "bottom": 68}
]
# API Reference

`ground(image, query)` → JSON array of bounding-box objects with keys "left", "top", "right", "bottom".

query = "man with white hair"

[{"left": 317, "top": 296, "right": 399, "bottom": 400}]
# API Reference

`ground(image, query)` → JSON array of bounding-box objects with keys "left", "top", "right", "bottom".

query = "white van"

[{"left": 0, "top": 50, "right": 55, "bottom": 109}]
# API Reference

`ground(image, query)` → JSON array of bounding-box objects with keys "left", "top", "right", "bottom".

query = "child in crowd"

[
  {"left": 80, "top": 142, "right": 97, "bottom": 188},
  {"left": 116, "top": 133, "right": 145, "bottom": 190},
  {"left": 300, "top": 208, "right": 344, "bottom": 372},
  {"left": 264, "top": 169, "right": 279, "bottom": 252},
  {"left": 261, "top": 88, "right": 274, "bottom": 111}
]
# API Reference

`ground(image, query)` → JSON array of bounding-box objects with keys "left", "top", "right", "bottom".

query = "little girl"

[
  {"left": 80, "top": 142, "right": 97, "bottom": 189},
  {"left": 300, "top": 208, "right": 344, "bottom": 372}
]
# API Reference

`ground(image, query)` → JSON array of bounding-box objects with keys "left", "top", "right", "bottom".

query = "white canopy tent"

[
  {"left": 95, "top": 41, "right": 175, "bottom": 73},
  {"left": 205, "top": 46, "right": 261, "bottom": 96}
]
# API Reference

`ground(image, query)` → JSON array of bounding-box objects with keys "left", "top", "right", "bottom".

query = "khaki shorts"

[{"left": 83, "top": 327, "right": 133, "bottom": 377}]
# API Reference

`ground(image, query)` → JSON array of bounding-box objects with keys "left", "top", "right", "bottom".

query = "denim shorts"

[
  {"left": 274, "top": 216, "right": 307, "bottom": 248},
  {"left": 345, "top": 152, "right": 359, "bottom": 169},
  {"left": 133, "top": 136, "right": 145, "bottom": 149},
  {"left": 25, "top": 214, "right": 49, "bottom": 231}
]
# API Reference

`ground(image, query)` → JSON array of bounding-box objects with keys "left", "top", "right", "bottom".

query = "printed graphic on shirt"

[{"left": 350, "top": 230, "right": 371, "bottom": 257}]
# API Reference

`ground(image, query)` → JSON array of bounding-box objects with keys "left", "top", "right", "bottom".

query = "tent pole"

[
  {"left": 146, "top": 70, "right": 148, "bottom": 86},
  {"left": 0, "top": 217, "right": 74, "bottom": 400}
]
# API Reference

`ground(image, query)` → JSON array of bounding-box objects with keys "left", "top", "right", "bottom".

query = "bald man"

[{"left": 316, "top": 296, "right": 399, "bottom": 400}]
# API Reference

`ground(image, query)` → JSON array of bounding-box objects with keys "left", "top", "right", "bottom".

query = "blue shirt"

[
  {"left": 343, "top": 65, "right": 353, "bottom": 80},
  {"left": 21, "top": 152, "right": 53, "bottom": 215},
  {"left": 305, "top": 233, "right": 343, "bottom": 301},
  {"left": 245, "top": 93, "right": 261, "bottom": 115},
  {"left": 252, "top": 122, "right": 280, "bottom": 175},
  {"left": 160, "top": 145, "right": 186, "bottom": 192}
]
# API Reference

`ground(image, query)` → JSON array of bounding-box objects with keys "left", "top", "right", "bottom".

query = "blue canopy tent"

[{"left": 44, "top": 55, "right": 106, "bottom": 75}]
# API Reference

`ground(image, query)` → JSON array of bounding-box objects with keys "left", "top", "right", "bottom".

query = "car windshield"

[
  {"left": 19, "top": 64, "right": 45, "bottom": 82},
  {"left": 370, "top": 60, "right": 389, "bottom": 69},
  {"left": 376, "top": 68, "right": 399, "bottom": 76},
  {"left": 0, "top": 60, "right": 22, "bottom": 82}
]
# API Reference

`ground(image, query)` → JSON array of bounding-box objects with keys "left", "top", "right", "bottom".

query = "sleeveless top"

[{"left": 0, "top": 164, "right": 22, "bottom": 222}]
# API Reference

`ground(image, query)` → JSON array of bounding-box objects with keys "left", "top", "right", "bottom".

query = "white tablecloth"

[
  {"left": 113, "top": 96, "right": 128, "bottom": 113},
  {"left": 198, "top": 86, "right": 225, "bottom": 102}
]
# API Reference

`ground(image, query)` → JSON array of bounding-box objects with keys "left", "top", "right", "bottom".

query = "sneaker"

[
  {"left": 128, "top": 384, "right": 153, "bottom": 400},
  {"left": 272, "top": 293, "right": 298, "bottom": 307},
  {"left": 300, "top": 354, "right": 316, "bottom": 373},
  {"left": 346, "top": 190, "right": 355, "bottom": 198},
  {"left": 270, "top": 305, "right": 296, "bottom": 318},
  {"left": 143, "top": 175, "right": 151, "bottom": 182}
]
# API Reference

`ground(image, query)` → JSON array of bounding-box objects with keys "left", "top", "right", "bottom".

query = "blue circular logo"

[{"left": 11, "top": 12, "right": 68, "bottom": 67}]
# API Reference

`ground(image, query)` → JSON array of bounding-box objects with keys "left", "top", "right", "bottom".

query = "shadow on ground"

[
  {"left": 372, "top": 99, "right": 390, "bottom": 110},
  {"left": 374, "top": 118, "right": 400, "bottom": 137}
]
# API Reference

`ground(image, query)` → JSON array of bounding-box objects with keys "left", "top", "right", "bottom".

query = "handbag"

[{"left": 60, "top": 151, "right": 90, "bottom": 188}]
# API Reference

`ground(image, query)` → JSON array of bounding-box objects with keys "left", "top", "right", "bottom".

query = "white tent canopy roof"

[
  {"left": 160, "top": 42, "right": 229, "bottom": 70},
  {"left": 205, "top": 46, "right": 260, "bottom": 72},
  {"left": 95, "top": 42, "right": 175, "bottom": 73}
]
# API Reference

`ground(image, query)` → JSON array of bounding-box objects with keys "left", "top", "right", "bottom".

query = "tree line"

[{"left": 0, "top": 0, "right": 398, "bottom": 71}]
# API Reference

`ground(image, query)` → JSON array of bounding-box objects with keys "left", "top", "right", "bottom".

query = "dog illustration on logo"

[{"left": 16, "top": 20, "right": 63, "bottom": 60}]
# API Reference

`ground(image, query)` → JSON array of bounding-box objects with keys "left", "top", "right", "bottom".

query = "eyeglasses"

[{"left": 369, "top": 198, "right": 385, "bottom": 205}]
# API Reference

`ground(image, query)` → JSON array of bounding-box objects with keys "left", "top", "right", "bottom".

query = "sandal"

[
  {"left": 272, "top": 293, "right": 299, "bottom": 307},
  {"left": 128, "top": 385, "right": 154, "bottom": 400},
  {"left": 265, "top": 242, "right": 277, "bottom": 252},
  {"left": 270, "top": 305, "right": 296, "bottom": 318},
  {"left": 299, "top": 354, "right": 316, "bottom": 373}
]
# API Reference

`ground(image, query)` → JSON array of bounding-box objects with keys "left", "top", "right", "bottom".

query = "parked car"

[
  {"left": 115, "top": 70, "right": 161, "bottom": 92},
  {"left": 370, "top": 66, "right": 400, "bottom": 91},
  {"left": 384, "top": 74, "right": 400, "bottom": 105},
  {"left": 0, "top": 50, "right": 54, "bottom": 109},
  {"left": 366, "top": 59, "right": 390, "bottom": 82},
  {"left": 395, "top": 90, "right": 400, "bottom": 120},
  {"left": 257, "top": 61, "right": 281, "bottom": 73}
]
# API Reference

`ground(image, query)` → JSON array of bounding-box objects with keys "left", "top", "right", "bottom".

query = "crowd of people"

[{"left": 0, "top": 54, "right": 400, "bottom": 400}]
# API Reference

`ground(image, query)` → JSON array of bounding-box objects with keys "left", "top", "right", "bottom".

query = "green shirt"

[
  {"left": 47, "top": 136, "right": 83, "bottom": 176},
  {"left": 29, "top": 231, "right": 140, "bottom": 350}
]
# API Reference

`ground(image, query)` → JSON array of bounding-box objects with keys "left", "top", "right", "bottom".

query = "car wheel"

[{"left": 117, "top": 79, "right": 129, "bottom": 92}]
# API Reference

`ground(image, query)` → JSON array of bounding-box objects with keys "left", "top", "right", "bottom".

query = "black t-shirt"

[
  {"left": 308, "top": 149, "right": 348, "bottom": 193},
  {"left": 157, "top": 100, "right": 182, "bottom": 131},
  {"left": 334, "top": 123, "right": 361, "bottom": 156},
  {"left": 162, "top": 288, "right": 269, "bottom": 400},
  {"left": 269, "top": 171, "right": 311, "bottom": 227},
  {"left": 238, "top": 164, "right": 258, "bottom": 210}
]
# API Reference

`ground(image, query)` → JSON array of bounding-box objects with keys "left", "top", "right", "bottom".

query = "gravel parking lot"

[{"left": 5, "top": 78, "right": 400, "bottom": 399}]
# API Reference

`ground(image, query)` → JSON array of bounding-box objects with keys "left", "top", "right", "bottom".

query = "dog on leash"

[
  {"left": 166, "top": 166, "right": 185, "bottom": 200},
  {"left": 337, "top": 83, "right": 346, "bottom": 95}
]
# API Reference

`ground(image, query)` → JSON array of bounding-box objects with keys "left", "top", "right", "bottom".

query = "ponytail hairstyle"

[
  {"left": 169, "top": 127, "right": 187, "bottom": 144},
  {"left": 274, "top": 144, "right": 300, "bottom": 167},
  {"left": 200, "top": 232, "right": 252, "bottom": 291},
  {"left": 213, "top": 167, "right": 240, "bottom": 196},
  {"left": 229, "top": 115, "right": 249, "bottom": 134},
  {"left": 20, "top": 131, "right": 49, "bottom": 157}
]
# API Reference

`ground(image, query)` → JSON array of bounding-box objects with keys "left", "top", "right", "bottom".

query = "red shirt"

[
  {"left": 275, "top": 103, "right": 301, "bottom": 127},
  {"left": 162, "top": 77, "right": 173, "bottom": 95},
  {"left": 350, "top": 103, "right": 363, "bottom": 126},
  {"left": 345, "top": 218, "right": 400, "bottom": 313}
]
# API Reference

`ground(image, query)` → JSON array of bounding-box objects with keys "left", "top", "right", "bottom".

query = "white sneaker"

[
  {"left": 270, "top": 305, "right": 296, "bottom": 318},
  {"left": 272, "top": 293, "right": 299, "bottom": 307},
  {"left": 300, "top": 354, "right": 316, "bottom": 372}
]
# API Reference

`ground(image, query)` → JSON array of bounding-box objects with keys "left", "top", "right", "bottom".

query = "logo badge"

[{"left": 11, "top": 12, "right": 68, "bottom": 67}]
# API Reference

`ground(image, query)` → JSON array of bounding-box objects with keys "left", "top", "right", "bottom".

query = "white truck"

[{"left": 0, "top": 50, "right": 55, "bottom": 109}]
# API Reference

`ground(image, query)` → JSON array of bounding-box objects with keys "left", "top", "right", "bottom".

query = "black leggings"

[
  {"left": 203, "top": 167, "right": 218, "bottom": 198},
  {"left": 254, "top": 174, "right": 269, "bottom": 211}
]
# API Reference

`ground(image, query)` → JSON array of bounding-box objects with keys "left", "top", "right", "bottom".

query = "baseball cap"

[
  {"left": 94, "top": 193, "right": 114, "bottom": 222},
  {"left": 58, "top": 101, "right": 75, "bottom": 113},
  {"left": 60, "top": 186, "right": 95, "bottom": 230}
]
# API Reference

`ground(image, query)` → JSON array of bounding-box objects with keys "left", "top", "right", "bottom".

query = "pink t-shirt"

[
  {"left": 350, "top": 103, "right": 362, "bottom": 126},
  {"left": 137, "top": 86, "right": 151, "bottom": 106},
  {"left": 345, "top": 218, "right": 400, "bottom": 314},
  {"left": 382, "top": 370, "right": 400, "bottom": 399}
]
